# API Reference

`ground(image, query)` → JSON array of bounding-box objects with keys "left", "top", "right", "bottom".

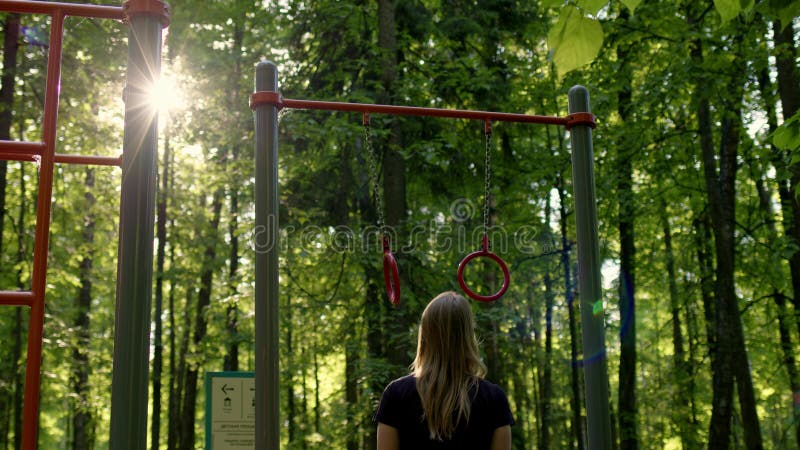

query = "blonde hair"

[{"left": 412, "top": 291, "right": 487, "bottom": 441}]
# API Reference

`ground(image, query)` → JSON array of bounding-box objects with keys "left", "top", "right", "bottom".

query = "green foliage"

[
  {"left": 775, "top": 110, "right": 800, "bottom": 152},
  {"left": 622, "top": 0, "right": 642, "bottom": 11},
  {"left": 755, "top": 0, "right": 800, "bottom": 27},
  {"left": 547, "top": 6, "right": 603, "bottom": 79},
  {"left": 713, "top": 0, "right": 754, "bottom": 22},
  {"left": 577, "top": 0, "right": 608, "bottom": 14},
  {"left": 0, "top": 0, "right": 799, "bottom": 449}
]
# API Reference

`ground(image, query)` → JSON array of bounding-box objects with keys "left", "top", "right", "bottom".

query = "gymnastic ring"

[
  {"left": 457, "top": 235, "right": 510, "bottom": 303},
  {"left": 382, "top": 236, "right": 401, "bottom": 305}
]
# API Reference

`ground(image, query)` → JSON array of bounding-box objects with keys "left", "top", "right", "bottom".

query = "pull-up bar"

[
  {"left": 0, "top": 140, "right": 122, "bottom": 166},
  {"left": 0, "top": 1, "right": 169, "bottom": 449},
  {"left": 250, "top": 90, "right": 596, "bottom": 129},
  {"left": 252, "top": 60, "right": 611, "bottom": 450}
]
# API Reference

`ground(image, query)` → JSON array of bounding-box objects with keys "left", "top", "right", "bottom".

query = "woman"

[{"left": 374, "top": 291, "right": 513, "bottom": 450}]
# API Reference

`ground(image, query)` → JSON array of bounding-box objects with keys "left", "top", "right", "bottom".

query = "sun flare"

[{"left": 146, "top": 74, "right": 185, "bottom": 119}]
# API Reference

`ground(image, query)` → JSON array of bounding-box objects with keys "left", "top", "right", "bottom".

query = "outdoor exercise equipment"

[
  {"left": 0, "top": 1, "right": 612, "bottom": 448},
  {"left": 0, "top": 1, "right": 168, "bottom": 449},
  {"left": 456, "top": 120, "right": 510, "bottom": 302},
  {"left": 362, "top": 113, "right": 401, "bottom": 305},
  {"left": 252, "top": 62, "right": 611, "bottom": 450}
]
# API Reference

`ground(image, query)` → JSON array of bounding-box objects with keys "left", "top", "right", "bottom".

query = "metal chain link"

[
  {"left": 483, "top": 123, "right": 492, "bottom": 238},
  {"left": 363, "top": 120, "right": 386, "bottom": 232}
]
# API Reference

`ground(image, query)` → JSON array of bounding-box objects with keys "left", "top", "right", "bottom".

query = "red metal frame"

[
  {"left": 250, "top": 91, "right": 592, "bottom": 306},
  {"left": 0, "top": 2, "right": 135, "bottom": 449},
  {"left": 250, "top": 91, "right": 587, "bottom": 126},
  {"left": 457, "top": 234, "right": 511, "bottom": 303},
  {"left": 381, "top": 236, "right": 400, "bottom": 305}
]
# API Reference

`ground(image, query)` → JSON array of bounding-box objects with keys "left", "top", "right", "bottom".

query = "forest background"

[{"left": 0, "top": 0, "right": 799, "bottom": 449}]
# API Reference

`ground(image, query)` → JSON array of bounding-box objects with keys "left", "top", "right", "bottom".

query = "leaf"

[
  {"left": 778, "top": 1, "right": 800, "bottom": 27},
  {"left": 774, "top": 110, "right": 800, "bottom": 151},
  {"left": 767, "top": 0, "right": 800, "bottom": 28},
  {"left": 541, "top": 0, "right": 564, "bottom": 7},
  {"left": 547, "top": 6, "right": 604, "bottom": 78},
  {"left": 754, "top": 0, "right": 800, "bottom": 26},
  {"left": 621, "top": 0, "right": 642, "bottom": 11},
  {"left": 714, "top": 0, "right": 743, "bottom": 22},
  {"left": 577, "top": 0, "right": 607, "bottom": 15}
]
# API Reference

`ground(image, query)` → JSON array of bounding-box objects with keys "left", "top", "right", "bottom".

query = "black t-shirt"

[{"left": 374, "top": 374, "right": 514, "bottom": 450}]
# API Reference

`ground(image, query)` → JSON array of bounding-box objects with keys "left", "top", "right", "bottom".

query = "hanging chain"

[
  {"left": 363, "top": 115, "right": 386, "bottom": 232},
  {"left": 482, "top": 120, "right": 492, "bottom": 238}
]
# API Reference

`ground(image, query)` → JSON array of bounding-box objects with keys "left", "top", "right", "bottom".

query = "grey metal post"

[
  {"left": 254, "top": 60, "right": 280, "bottom": 450},
  {"left": 568, "top": 85, "right": 612, "bottom": 450},
  {"left": 110, "top": 10, "right": 163, "bottom": 450}
]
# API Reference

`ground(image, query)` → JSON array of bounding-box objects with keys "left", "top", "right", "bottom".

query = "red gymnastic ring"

[
  {"left": 457, "top": 235, "right": 510, "bottom": 303},
  {"left": 382, "top": 236, "right": 401, "bottom": 305}
]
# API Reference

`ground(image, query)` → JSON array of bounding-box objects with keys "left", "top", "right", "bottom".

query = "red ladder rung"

[
  {"left": 0, "top": 290, "right": 34, "bottom": 306},
  {"left": 0, "top": 141, "right": 122, "bottom": 166}
]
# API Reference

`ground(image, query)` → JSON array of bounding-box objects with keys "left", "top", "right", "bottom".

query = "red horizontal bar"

[
  {"left": 0, "top": 290, "right": 34, "bottom": 307},
  {"left": 0, "top": 0, "right": 124, "bottom": 19},
  {"left": 250, "top": 91, "right": 572, "bottom": 127},
  {"left": 55, "top": 154, "right": 122, "bottom": 166},
  {"left": 0, "top": 140, "right": 45, "bottom": 155},
  {"left": 0, "top": 150, "right": 122, "bottom": 167}
]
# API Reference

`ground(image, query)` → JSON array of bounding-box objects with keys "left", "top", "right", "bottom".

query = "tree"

[
  {"left": 0, "top": 12, "right": 19, "bottom": 450},
  {"left": 613, "top": 8, "right": 638, "bottom": 449},
  {"left": 685, "top": 5, "right": 762, "bottom": 447}
]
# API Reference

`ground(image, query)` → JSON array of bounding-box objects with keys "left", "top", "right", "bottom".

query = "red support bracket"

[
  {"left": 250, "top": 91, "right": 283, "bottom": 110},
  {"left": 123, "top": 0, "right": 170, "bottom": 28},
  {"left": 565, "top": 112, "right": 597, "bottom": 130}
]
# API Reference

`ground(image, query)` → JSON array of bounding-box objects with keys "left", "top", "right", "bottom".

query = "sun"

[{"left": 146, "top": 73, "right": 185, "bottom": 120}]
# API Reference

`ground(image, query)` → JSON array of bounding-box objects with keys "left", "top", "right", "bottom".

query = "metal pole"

[
  {"left": 568, "top": 85, "right": 612, "bottom": 450},
  {"left": 109, "top": 5, "right": 163, "bottom": 449},
  {"left": 254, "top": 60, "right": 280, "bottom": 450},
  {"left": 22, "top": 11, "right": 65, "bottom": 449}
]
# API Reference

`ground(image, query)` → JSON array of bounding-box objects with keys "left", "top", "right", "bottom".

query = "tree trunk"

[
  {"left": 661, "top": 203, "right": 696, "bottom": 448},
  {"left": 688, "top": 14, "right": 762, "bottom": 447},
  {"left": 755, "top": 19, "right": 800, "bottom": 351},
  {"left": 345, "top": 340, "right": 359, "bottom": 450},
  {"left": 774, "top": 293, "right": 800, "bottom": 448},
  {"left": 365, "top": 276, "right": 381, "bottom": 450},
  {"left": 151, "top": 129, "right": 170, "bottom": 450},
  {"left": 376, "top": 0, "right": 412, "bottom": 375},
  {"left": 4, "top": 162, "right": 25, "bottom": 450},
  {"left": 301, "top": 346, "right": 309, "bottom": 450},
  {"left": 223, "top": 173, "right": 240, "bottom": 372},
  {"left": 0, "top": 16, "right": 19, "bottom": 449},
  {"left": 224, "top": 18, "right": 244, "bottom": 373},
  {"left": 684, "top": 277, "right": 701, "bottom": 432},
  {"left": 12, "top": 154, "right": 26, "bottom": 450},
  {"left": 558, "top": 174, "right": 585, "bottom": 450},
  {"left": 615, "top": 11, "right": 638, "bottom": 447},
  {"left": 772, "top": 18, "right": 800, "bottom": 340},
  {"left": 167, "top": 153, "right": 181, "bottom": 450},
  {"left": 286, "top": 291, "right": 296, "bottom": 445},
  {"left": 337, "top": 137, "right": 358, "bottom": 450},
  {"left": 71, "top": 168, "right": 95, "bottom": 450},
  {"left": 10, "top": 307, "right": 22, "bottom": 450},
  {"left": 172, "top": 288, "right": 192, "bottom": 450},
  {"left": 313, "top": 351, "right": 321, "bottom": 433},
  {"left": 539, "top": 196, "right": 554, "bottom": 450},
  {"left": 753, "top": 159, "right": 800, "bottom": 448},
  {"left": 0, "top": 12, "right": 19, "bottom": 256},
  {"left": 179, "top": 189, "right": 223, "bottom": 450}
]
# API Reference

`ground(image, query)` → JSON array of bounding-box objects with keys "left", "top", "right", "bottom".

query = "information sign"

[{"left": 205, "top": 371, "right": 256, "bottom": 450}]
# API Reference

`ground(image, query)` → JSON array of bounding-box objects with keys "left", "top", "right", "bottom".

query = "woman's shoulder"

[
  {"left": 474, "top": 378, "right": 510, "bottom": 401},
  {"left": 474, "top": 378, "right": 515, "bottom": 426},
  {"left": 384, "top": 374, "right": 416, "bottom": 394},
  {"left": 387, "top": 373, "right": 415, "bottom": 385}
]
